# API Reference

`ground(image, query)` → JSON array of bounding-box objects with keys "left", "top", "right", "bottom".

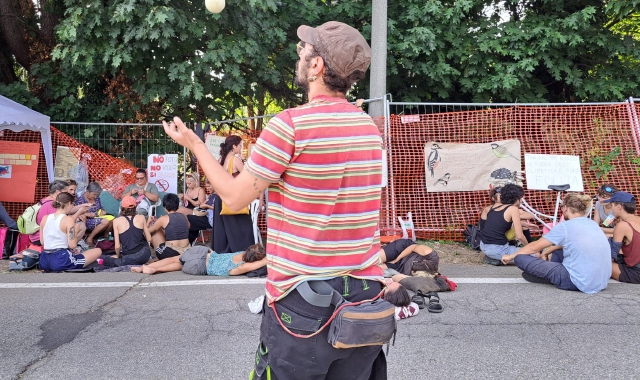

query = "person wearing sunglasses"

[
  {"left": 593, "top": 184, "right": 619, "bottom": 237},
  {"left": 122, "top": 168, "right": 159, "bottom": 217}
]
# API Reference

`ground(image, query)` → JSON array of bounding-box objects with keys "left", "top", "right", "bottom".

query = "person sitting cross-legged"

[
  {"left": 148, "top": 193, "right": 191, "bottom": 260},
  {"left": 501, "top": 193, "right": 610, "bottom": 294},
  {"left": 606, "top": 192, "right": 640, "bottom": 284},
  {"left": 101, "top": 196, "right": 152, "bottom": 267}
]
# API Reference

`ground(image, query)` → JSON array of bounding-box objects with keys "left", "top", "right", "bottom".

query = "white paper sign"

[
  {"left": 205, "top": 134, "right": 227, "bottom": 161},
  {"left": 524, "top": 154, "right": 584, "bottom": 192},
  {"left": 147, "top": 154, "right": 178, "bottom": 193}
]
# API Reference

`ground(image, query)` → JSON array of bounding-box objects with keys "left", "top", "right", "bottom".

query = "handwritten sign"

[
  {"left": 54, "top": 146, "right": 80, "bottom": 181},
  {"left": 524, "top": 154, "right": 584, "bottom": 192},
  {"left": 205, "top": 134, "right": 227, "bottom": 161},
  {"left": 147, "top": 154, "right": 178, "bottom": 194}
]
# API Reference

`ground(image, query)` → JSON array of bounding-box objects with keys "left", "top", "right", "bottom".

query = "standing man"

[
  {"left": 164, "top": 21, "right": 385, "bottom": 379},
  {"left": 121, "top": 169, "right": 159, "bottom": 216}
]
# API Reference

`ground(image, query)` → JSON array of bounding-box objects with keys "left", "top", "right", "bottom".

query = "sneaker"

[
  {"left": 77, "top": 239, "right": 90, "bottom": 251},
  {"left": 521, "top": 272, "right": 553, "bottom": 285},
  {"left": 483, "top": 255, "right": 503, "bottom": 266},
  {"left": 395, "top": 302, "right": 420, "bottom": 320}
]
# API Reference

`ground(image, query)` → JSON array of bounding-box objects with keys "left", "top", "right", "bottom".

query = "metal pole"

[{"left": 369, "top": 0, "right": 387, "bottom": 119}]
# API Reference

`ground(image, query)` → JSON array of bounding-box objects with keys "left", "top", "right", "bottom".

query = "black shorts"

[
  {"left": 252, "top": 277, "right": 385, "bottom": 380},
  {"left": 383, "top": 238, "right": 414, "bottom": 263},
  {"left": 617, "top": 263, "right": 640, "bottom": 284},
  {"left": 156, "top": 243, "right": 181, "bottom": 260}
]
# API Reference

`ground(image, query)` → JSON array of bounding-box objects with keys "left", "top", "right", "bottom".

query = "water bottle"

[{"left": 108, "top": 232, "right": 113, "bottom": 241}]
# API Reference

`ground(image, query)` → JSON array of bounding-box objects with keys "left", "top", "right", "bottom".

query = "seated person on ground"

[
  {"left": 131, "top": 243, "right": 266, "bottom": 275},
  {"left": 593, "top": 184, "right": 619, "bottom": 238},
  {"left": 39, "top": 192, "right": 102, "bottom": 271},
  {"left": 29, "top": 180, "right": 69, "bottom": 246},
  {"left": 606, "top": 192, "right": 640, "bottom": 284},
  {"left": 74, "top": 182, "right": 113, "bottom": 246},
  {"left": 121, "top": 169, "right": 159, "bottom": 216},
  {"left": 482, "top": 186, "right": 536, "bottom": 244},
  {"left": 148, "top": 193, "right": 190, "bottom": 260},
  {"left": 178, "top": 172, "right": 206, "bottom": 217},
  {"left": 65, "top": 179, "right": 89, "bottom": 243},
  {"left": 378, "top": 238, "right": 439, "bottom": 276},
  {"left": 102, "top": 196, "right": 152, "bottom": 267},
  {"left": 501, "top": 193, "right": 610, "bottom": 294},
  {"left": 187, "top": 178, "right": 216, "bottom": 243},
  {"left": 480, "top": 184, "right": 528, "bottom": 265}
]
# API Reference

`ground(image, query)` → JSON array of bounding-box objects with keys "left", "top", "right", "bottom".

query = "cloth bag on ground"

[{"left": 220, "top": 156, "right": 249, "bottom": 216}]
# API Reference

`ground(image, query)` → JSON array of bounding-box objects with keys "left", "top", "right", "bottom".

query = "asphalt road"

[{"left": 1, "top": 264, "right": 639, "bottom": 380}]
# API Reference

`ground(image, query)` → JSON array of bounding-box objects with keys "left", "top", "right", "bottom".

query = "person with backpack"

[
  {"left": 24, "top": 180, "right": 72, "bottom": 246},
  {"left": 39, "top": 192, "right": 102, "bottom": 272}
]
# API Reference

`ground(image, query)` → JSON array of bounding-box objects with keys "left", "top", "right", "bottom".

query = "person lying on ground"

[
  {"left": 131, "top": 243, "right": 266, "bottom": 275},
  {"left": 39, "top": 192, "right": 102, "bottom": 271},
  {"left": 606, "top": 192, "right": 640, "bottom": 284},
  {"left": 148, "top": 193, "right": 190, "bottom": 260},
  {"left": 501, "top": 193, "right": 610, "bottom": 293},
  {"left": 480, "top": 184, "right": 529, "bottom": 265},
  {"left": 74, "top": 182, "right": 113, "bottom": 246},
  {"left": 378, "top": 238, "right": 439, "bottom": 276},
  {"left": 593, "top": 184, "right": 619, "bottom": 238},
  {"left": 101, "top": 196, "right": 152, "bottom": 267}
]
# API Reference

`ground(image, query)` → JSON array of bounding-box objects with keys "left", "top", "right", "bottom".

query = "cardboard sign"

[
  {"left": 205, "top": 134, "right": 227, "bottom": 161},
  {"left": 524, "top": 154, "right": 584, "bottom": 192},
  {"left": 147, "top": 154, "right": 178, "bottom": 193},
  {"left": 54, "top": 146, "right": 80, "bottom": 181},
  {"left": 0, "top": 141, "right": 39, "bottom": 202}
]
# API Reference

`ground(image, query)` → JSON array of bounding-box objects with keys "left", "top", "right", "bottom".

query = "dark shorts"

[
  {"left": 617, "top": 263, "right": 640, "bottom": 284},
  {"left": 383, "top": 238, "right": 414, "bottom": 263},
  {"left": 252, "top": 277, "right": 385, "bottom": 380},
  {"left": 102, "top": 245, "right": 151, "bottom": 267},
  {"left": 156, "top": 243, "right": 181, "bottom": 260},
  {"left": 40, "top": 248, "right": 86, "bottom": 272}
]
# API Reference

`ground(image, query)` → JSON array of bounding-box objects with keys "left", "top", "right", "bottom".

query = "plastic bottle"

[{"left": 108, "top": 232, "right": 113, "bottom": 241}]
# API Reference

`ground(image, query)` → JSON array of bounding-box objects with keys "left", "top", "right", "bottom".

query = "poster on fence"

[
  {"left": 205, "top": 134, "right": 227, "bottom": 161},
  {"left": 0, "top": 141, "right": 40, "bottom": 202},
  {"left": 425, "top": 139, "right": 522, "bottom": 192},
  {"left": 524, "top": 154, "right": 584, "bottom": 192},
  {"left": 147, "top": 154, "right": 178, "bottom": 194},
  {"left": 54, "top": 146, "right": 80, "bottom": 181}
]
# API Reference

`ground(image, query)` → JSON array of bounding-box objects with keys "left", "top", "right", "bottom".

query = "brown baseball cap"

[{"left": 297, "top": 21, "right": 371, "bottom": 79}]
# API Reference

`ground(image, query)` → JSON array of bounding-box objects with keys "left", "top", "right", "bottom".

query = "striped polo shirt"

[{"left": 245, "top": 95, "right": 384, "bottom": 304}]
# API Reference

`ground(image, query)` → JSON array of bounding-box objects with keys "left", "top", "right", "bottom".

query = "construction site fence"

[{"left": 3, "top": 100, "right": 640, "bottom": 242}]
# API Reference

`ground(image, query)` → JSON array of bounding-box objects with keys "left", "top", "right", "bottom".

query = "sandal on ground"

[
  {"left": 411, "top": 294, "right": 426, "bottom": 309},
  {"left": 426, "top": 292, "right": 444, "bottom": 313}
]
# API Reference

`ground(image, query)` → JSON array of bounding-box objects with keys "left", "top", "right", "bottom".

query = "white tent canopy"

[{"left": 0, "top": 95, "right": 54, "bottom": 182}]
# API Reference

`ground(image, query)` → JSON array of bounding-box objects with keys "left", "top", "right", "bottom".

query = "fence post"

[
  {"left": 628, "top": 97, "right": 640, "bottom": 155},
  {"left": 384, "top": 96, "right": 398, "bottom": 235}
]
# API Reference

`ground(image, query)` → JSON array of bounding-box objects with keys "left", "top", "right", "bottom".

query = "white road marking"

[{"left": 0, "top": 278, "right": 621, "bottom": 289}]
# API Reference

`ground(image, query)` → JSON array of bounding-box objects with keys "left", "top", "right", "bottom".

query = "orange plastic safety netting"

[{"left": 380, "top": 104, "right": 640, "bottom": 240}]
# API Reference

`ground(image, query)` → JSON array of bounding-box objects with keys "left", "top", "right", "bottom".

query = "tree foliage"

[{"left": 0, "top": 0, "right": 638, "bottom": 125}]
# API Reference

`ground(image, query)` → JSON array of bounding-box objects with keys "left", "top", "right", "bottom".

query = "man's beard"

[{"left": 294, "top": 58, "right": 309, "bottom": 93}]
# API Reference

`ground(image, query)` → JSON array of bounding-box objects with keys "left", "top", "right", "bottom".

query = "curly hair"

[
  {"left": 563, "top": 193, "right": 593, "bottom": 215},
  {"left": 243, "top": 244, "right": 266, "bottom": 262},
  {"left": 500, "top": 184, "right": 524, "bottom": 205},
  {"left": 305, "top": 44, "right": 365, "bottom": 94}
]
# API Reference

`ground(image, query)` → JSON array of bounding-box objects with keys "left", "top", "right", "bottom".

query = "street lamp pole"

[{"left": 369, "top": 0, "right": 387, "bottom": 118}]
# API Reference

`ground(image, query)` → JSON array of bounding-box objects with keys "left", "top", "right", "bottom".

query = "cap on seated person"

[
  {"left": 121, "top": 196, "right": 137, "bottom": 209},
  {"left": 602, "top": 191, "right": 635, "bottom": 203}
]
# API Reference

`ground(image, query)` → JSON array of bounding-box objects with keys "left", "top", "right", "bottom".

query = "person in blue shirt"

[{"left": 501, "top": 193, "right": 610, "bottom": 294}]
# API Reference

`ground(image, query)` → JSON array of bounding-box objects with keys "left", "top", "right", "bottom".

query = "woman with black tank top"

[
  {"left": 479, "top": 184, "right": 529, "bottom": 265},
  {"left": 148, "top": 193, "right": 190, "bottom": 260},
  {"left": 104, "top": 196, "right": 152, "bottom": 267}
]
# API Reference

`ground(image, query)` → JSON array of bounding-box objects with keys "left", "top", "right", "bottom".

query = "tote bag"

[{"left": 220, "top": 156, "right": 249, "bottom": 216}]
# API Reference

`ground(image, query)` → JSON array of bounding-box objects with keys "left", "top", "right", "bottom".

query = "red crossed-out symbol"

[{"left": 155, "top": 179, "right": 170, "bottom": 192}]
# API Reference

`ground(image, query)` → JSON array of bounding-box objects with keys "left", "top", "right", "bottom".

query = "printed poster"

[
  {"left": 524, "top": 154, "right": 584, "bottom": 192},
  {"left": 425, "top": 139, "right": 523, "bottom": 192},
  {"left": 54, "top": 146, "right": 81, "bottom": 181},
  {"left": 147, "top": 154, "right": 178, "bottom": 193},
  {"left": 0, "top": 141, "right": 40, "bottom": 202}
]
